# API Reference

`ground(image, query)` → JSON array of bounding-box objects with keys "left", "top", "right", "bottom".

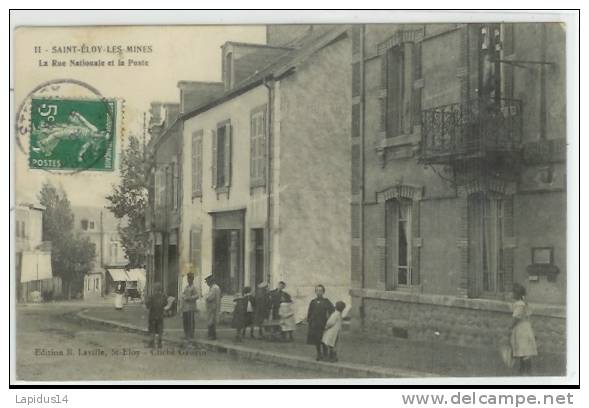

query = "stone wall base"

[{"left": 350, "top": 289, "right": 566, "bottom": 354}]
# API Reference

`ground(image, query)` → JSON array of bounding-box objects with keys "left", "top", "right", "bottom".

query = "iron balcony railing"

[{"left": 420, "top": 98, "right": 523, "bottom": 164}]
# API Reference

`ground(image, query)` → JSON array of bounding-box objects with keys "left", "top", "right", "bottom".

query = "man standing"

[
  {"left": 205, "top": 275, "right": 221, "bottom": 340},
  {"left": 181, "top": 272, "right": 199, "bottom": 347}
]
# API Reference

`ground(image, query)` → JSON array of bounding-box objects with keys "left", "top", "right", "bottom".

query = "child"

[
  {"left": 322, "top": 301, "right": 346, "bottom": 362},
  {"left": 145, "top": 282, "right": 167, "bottom": 349},
  {"left": 306, "top": 284, "right": 335, "bottom": 361},
  {"left": 242, "top": 287, "right": 255, "bottom": 339},
  {"left": 279, "top": 300, "right": 296, "bottom": 342},
  {"left": 253, "top": 282, "right": 269, "bottom": 339},
  {"left": 231, "top": 286, "right": 252, "bottom": 342},
  {"left": 510, "top": 283, "right": 538, "bottom": 375}
]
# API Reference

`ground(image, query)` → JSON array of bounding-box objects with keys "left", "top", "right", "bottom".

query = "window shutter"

[
  {"left": 411, "top": 200, "right": 420, "bottom": 286},
  {"left": 501, "top": 196, "right": 515, "bottom": 293},
  {"left": 380, "top": 53, "right": 387, "bottom": 89},
  {"left": 154, "top": 169, "right": 160, "bottom": 208},
  {"left": 224, "top": 123, "right": 232, "bottom": 187},
  {"left": 211, "top": 129, "right": 217, "bottom": 189},
  {"left": 191, "top": 132, "right": 198, "bottom": 195},
  {"left": 412, "top": 42, "right": 423, "bottom": 128},
  {"left": 385, "top": 199, "right": 399, "bottom": 290},
  {"left": 387, "top": 47, "right": 404, "bottom": 137},
  {"left": 250, "top": 116, "right": 257, "bottom": 183},
  {"left": 467, "top": 194, "right": 484, "bottom": 298},
  {"left": 502, "top": 23, "right": 515, "bottom": 56},
  {"left": 190, "top": 226, "right": 202, "bottom": 277},
  {"left": 173, "top": 160, "right": 179, "bottom": 209},
  {"left": 192, "top": 130, "right": 203, "bottom": 196},
  {"left": 259, "top": 113, "right": 266, "bottom": 182}
]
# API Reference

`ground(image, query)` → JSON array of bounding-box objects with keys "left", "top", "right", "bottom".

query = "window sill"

[{"left": 376, "top": 130, "right": 421, "bottom": 151}]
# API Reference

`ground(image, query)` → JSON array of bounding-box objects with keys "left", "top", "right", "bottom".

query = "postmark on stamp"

[{"left": 29, "top": 97, "right": 117, "bottom": 171}]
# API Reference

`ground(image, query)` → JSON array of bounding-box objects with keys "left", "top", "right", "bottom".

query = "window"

[
  {"left": 479, "top": 24, "right": 502, "bottom": 101},
  {"left": 191, "top": 130, "right": 203, "bottom": 197},
  {"left": 81, "top": 219, "right": 89, "bottom": 231},
  {"left": 382, "top": 37, "right": 422, "bottom": 138},
  {"left": 89, "top": 221, "right": 95, "bottom": 230},
  {"left": 110, "top": 242, "right": 119, "bottom": 262},
  {"left": 385, "top": 199, "right": 414, "bottom": 289},
  {"left": 94, "top": 278, "right": 99, "bottom": 291},
  {"left": 468, "top": 193, "right": 508, "bottom": 296},
  {"left": 250, "top": 107, "right": 266, "bottom": 188},
  {"left": 385, "top": 46, "right": 405, "bottom": 137},
  {"left": 212, "top": 121, "right": 232, "bottom": 191}
]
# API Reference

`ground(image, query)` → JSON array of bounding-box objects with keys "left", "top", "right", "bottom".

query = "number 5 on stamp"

[{"left": 29, "top": 98, "right": 116, "bottom": 171}]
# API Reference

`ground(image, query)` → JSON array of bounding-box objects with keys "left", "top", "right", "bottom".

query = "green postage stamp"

[{"left": 29, "top": 98, "right": 116, "bottom": 171}]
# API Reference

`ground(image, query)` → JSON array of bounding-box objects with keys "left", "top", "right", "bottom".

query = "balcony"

[{"left": 420, "top": 98, "right": 523, "bottom": 165}]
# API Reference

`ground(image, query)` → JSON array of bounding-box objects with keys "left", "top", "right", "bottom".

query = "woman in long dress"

[
  {"left": 510, "top": 283, "right": 538, "bottom": 375},
  {"left": 306, "top": 284, "right": 334, "bottom": 361}
]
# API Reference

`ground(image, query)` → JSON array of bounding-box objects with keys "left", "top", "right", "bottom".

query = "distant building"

[
  {"left": 72, "top": 206, "right": 128, "bottom": 299},
  {"left": 15, "top": 203, "right": 56, "bottom": 302}
]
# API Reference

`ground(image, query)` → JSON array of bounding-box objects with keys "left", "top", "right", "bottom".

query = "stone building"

[
  {"left": 146, "top": 84, "right": 225, "bottom": 301},
  {"left": 148, "top": 26, "right": 352, "bottom": 318},
  {"left": 348, "top": 23, "right": 566, "bottom": 354},
  {"left": 72, "top": 206, "right": 128, "bottom": 298}
]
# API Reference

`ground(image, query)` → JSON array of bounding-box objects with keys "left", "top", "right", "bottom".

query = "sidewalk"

[{"left": 80, "top": 304, "right": 566, "bottom": 378}]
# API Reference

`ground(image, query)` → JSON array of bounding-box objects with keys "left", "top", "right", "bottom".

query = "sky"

[{"left": 13, "top": 25, "right": 267, "bottom": 207}]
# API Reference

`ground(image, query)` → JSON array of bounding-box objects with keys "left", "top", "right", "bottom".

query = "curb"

[{"left": 76, "top": 310, "right": 437, "bottom": 379}]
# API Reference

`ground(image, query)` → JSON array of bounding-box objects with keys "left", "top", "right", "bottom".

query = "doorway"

[{"left": 211, "top": 210, "right": 245, "bottom": 295}]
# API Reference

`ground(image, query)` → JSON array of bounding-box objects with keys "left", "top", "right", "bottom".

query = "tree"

[
  {"left": 38, "top": 182, "right": 96, "bottom": 299},
  {"left": 106, "top": 134, "right": 149, "bottom": 268}
]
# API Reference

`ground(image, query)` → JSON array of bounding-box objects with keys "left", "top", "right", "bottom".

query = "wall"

[
  {"left": 266, "top": 25, "right": 313, "bottom": 47},
  {"left": 182, "top": 86, "right": 269, "bottom": 298},
  {"left": 353, "top": 288, "right": 565, "bottom": 359},
  {"left": 277, "top": 34, "right": 352, "bottom": 318},
  {"left": 361, "top": 24, "right": 460, "bottom": 298}
]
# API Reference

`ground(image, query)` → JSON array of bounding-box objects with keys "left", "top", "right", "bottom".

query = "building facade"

[
  {"left": 348, "top": 23, "right": 566, "bottom": 353},
  {"left": 72, "top": 206, "right": 128, "bottom": 299},
  {"left": 15, "top": 203, "right": 55, "bottom": 302},
  {"left": 148, "top": 26, "right": 353, "bottom": 319}
]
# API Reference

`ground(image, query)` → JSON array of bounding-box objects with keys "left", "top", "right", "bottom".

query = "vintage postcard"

[{"left": 11, "top": 16, "right": 576, "bottom": 384}]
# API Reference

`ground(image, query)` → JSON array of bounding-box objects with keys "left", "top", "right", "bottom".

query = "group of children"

[
  {"left": 231, "top": 281, "right": 297, "bottom": 342},
  {"left": 231, "top": 282, "right": 346, "bottom": 362}
]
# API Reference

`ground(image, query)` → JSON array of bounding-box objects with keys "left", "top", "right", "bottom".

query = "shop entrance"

[{"left": 211, "top": 210, "right": 244, "bottom": 295}]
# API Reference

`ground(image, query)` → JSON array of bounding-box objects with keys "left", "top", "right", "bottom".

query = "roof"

[{"left": 222, "top": 41, "right": 293, "bottom": 50}]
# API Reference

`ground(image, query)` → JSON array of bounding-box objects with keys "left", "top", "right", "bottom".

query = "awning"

[
  {"left": 107, "top": 268, "right": 146, "bottom": 283},
  {"left": 20, "top": 251, "right": 52, "bottom": 282},
  {"left": 125, "top": 269, "right": 146, "bottom": 282},
  {"left": 107, "top": 269, "right": 128, "bottom": 282}
]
